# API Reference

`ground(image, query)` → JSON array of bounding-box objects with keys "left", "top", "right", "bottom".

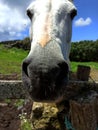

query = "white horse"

[{"left": 22, "top": 0, "right": 77, "bottom": 103}]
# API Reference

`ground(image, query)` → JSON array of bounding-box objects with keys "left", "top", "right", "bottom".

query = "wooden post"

[
  {"left": 70, "top": 91, "right": 98, "bottom": 130},
  {"left": 77, "top": 65, "right": 91, "bottom": 81}
]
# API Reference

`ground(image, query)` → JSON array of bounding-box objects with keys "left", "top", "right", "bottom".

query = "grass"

[
  {"left": 0, "top": 44, "right": 98, "bottom": 78},
  {"left": 71, "top": 61, "right": 98, "bottom": 72},
  {"left": 0, "top": 44, "right": 28, "bottom": 75}
]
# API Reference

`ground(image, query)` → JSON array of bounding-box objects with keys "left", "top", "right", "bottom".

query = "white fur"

[{"left": 27, "top": 0, "right": 76, "bottom": 66}]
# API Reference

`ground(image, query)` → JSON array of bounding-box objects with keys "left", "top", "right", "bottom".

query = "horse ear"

[{"left": 69, "top": 0, "right": 73, "bottom": 2}]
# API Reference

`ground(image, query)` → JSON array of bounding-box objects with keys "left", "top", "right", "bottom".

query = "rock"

[{"left": 31, "top": 102, "right": 68, "bottom": 130}]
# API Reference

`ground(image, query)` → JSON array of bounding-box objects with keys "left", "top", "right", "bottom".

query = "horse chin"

[
  {"left": 22, "top": 71, "right": 68, "bottom": 103},
  {"left": 29, "top": 84, "right": 67, "bottom": 103}
]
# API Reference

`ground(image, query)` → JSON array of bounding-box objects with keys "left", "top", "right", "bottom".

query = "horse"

[{"left": 22, "top": 0, "right": 77, "bottom": 103}]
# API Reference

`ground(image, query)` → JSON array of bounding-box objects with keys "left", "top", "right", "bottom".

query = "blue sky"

[
  {"left": 0, "top": 0, "right": 98, "bottom": 42},
  {"left": 72, "top": 0, "right": 98, "bottom": 41}
]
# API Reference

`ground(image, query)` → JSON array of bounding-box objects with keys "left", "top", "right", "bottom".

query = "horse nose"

[
  {"left": 22, "top": 58, "right": 69, "bottom": 83},
  {"left": 55, "top": 62, "right": 69, "bottom": 86},
  {"left": 22, "top": 59, "right": 30, "bottom": 77}
]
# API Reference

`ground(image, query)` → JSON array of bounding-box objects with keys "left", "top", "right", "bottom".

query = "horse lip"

[
  {"left": 22, "top": 78, "right": 68, "bottom": 102},
  {"left": 22, "top": 70, "right": 32, "bottom": 93},
  {"left": 22, "top": 65, "right": 69, "bottom": 102}
]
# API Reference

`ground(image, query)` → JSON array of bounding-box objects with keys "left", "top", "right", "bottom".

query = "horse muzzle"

[{"left": 22, "top": 56, "right": 69, "bottom": 102}]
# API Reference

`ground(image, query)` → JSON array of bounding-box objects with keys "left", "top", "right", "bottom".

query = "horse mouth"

[{"left": 22, "top": 70, "right": 68, "bottom": 103}]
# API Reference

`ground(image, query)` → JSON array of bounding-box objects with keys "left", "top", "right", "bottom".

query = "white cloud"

[
  {"left": 74, "top": 17, "right": 92, "bottom": 27},
  {"left": 0, "top": 0, "right": 32, "bottom": 41}
]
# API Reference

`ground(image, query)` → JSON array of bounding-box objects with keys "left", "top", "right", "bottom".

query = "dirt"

[
  {"left": 70, "top": 68, "right": 98, "bottom": 82},
  {"left": 90, "top": 69, "right": 98, "bottom": 82},
  {"left": 0, "top": 100, "right": 32, "bottom": 130},
  {"left": 0, "top": 74, "right": 20, "bottom": 80}
]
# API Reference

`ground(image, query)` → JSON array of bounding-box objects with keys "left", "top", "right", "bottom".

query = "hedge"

[{"left": 70, "top": 40, "right": 98, "bottom": 61}]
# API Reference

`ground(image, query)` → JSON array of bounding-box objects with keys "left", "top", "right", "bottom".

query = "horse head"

[{"left": 22, "top": 0, "right": 77, "bottom": 102}]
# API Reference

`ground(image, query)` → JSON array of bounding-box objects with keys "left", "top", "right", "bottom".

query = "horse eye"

[
  {"left": 70, "top": 9, "right": 77, "bottom": 20},
  {"left": 27, "top": 9, "right": 33, "bottom": 20}
]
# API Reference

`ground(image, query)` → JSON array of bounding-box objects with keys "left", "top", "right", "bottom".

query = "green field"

[
  {"left": 0, "top": 44, "right": 98, "bottom": 79},
  {"left": 0, "top": 44, "right": 28, "bottom": 75},
  {"left": 70, "top": 61, "right": 98, "bottom": 72}
]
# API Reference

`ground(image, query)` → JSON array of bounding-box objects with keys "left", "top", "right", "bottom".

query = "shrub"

[{"left": 70, "top": 40, "right": 98, "bottom": 61}]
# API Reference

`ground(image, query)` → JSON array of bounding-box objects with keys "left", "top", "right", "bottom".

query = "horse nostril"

[
  {"left": 56, "top": 62, "right": 69, "bottom": 84},
  {"left": 58, "top": 62, "right": 69, "bottom": 74},
  {"left": 22, "top": 60, "right": 30, "bottom": 77}
]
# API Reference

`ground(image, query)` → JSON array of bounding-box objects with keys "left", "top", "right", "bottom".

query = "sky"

[
  {"left": 0, "top": 0, "right": 98, "bottom": 42},
  {"left": 72, "top": 0, "right": 98, "bottom": 41}
]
